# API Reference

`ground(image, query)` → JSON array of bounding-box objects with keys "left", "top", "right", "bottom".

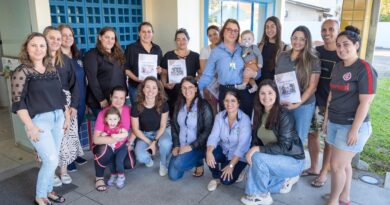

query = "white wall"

[
  {"left": 285, "top": 3, "right": 322, "bottom": 22},
  {"left": 375, "top": 22, "right": 390, "bottom": 49},
  {"left": 282, "top": 21, "right": 324, "bottom": 44},
  {"left": 177, "top": 0, "right": 200, "bottom": 52}
]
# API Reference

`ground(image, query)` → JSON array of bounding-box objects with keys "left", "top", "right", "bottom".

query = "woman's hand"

[
  {"left": 63, "top": 113, "right": 71, "bottom": 132},
  {"left": 221, "top": 165, "right": 234, "bottom": 181},
  {"left": 347, "top": 128, "right": 359, "bottom": 146},
  {"left": 282, "top": 102, "right": 301, "bottom": 110},
  {"left": 100, "top": 100, "right": 109, "bottom": 108},
  {"left": 244, "top": 68, "right": 257, "bottom": 79},
  {"left": 69, "top": 107, "right": 78, "bottom": 117},
  {"left": 146, "top": 140, "right": 157, "bottom": 155},
  {"left": 172, "top": 147, "right": 180, "bottom": 156},
  {"left": 246, "top": 146, "right": 260, "bottom": 166},
  {"left": 157, "top": 66, "right": 163, "bottom": 74},
  {"left": 322, "top": 120, "right": 328, "bottom": 135},
  {"left": 206, "top": 151, "right": 216, "bottom": 168},
  {"left": 164, "top": 83, "right": 175, "bottom": 90},
  {"left": 179, "top": 145, "right": 192, "bottom": 154},
  {"left": 26, "top": 124, "right": 42, "bottom": 142}
]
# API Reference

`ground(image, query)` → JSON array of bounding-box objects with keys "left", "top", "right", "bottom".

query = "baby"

[
  {"left": 235, "top": 30, "right": 263, "bottom": 93},
  {"left": 101, "top": 107, "right": 128, "bottom": 189}
]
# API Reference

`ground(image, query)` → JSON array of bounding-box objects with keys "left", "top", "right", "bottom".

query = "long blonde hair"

[{"left": 43, "top": 26, "right": 64, "bottom": 67}]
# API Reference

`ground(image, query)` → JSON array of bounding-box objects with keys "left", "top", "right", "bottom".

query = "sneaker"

[
  {"left": 145, "top": 160, "right": 154, "bottom": 168},
  {"left": 75, "top": 157, "right": 87, "bottom": 165},
  {"left": 159, "top": 163, "right": 168, "bottom": 176},
  {"left": 280, "top": 175, "right": 300, "bottom": 194},
  {"left": 241, "top": 193, "right": 273, "bottom": 205},
  {"left": 60, "top": 174, "right": 72, "bottom": 184},
  {"left": 67, "top": 162, "right": 77, "bottom": 173},
  {"left": 107, "top": 175, "right": 117, "bottom": 187},
  {"left": 115, "top": 175, "right": 126, "bottom": 189},
  {"left": 53, "top": 175, "right": 62, "bottom": 187},
  {"left": 207, "top": 179, "right": 220, "bottom": 191}
]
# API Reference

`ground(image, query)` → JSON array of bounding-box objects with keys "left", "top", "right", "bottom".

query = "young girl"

[{"left": 95, "top": 106, "right": 129, "bottom": 189}]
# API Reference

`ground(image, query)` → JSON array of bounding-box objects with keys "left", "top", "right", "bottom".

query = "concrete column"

[{"left": 28, "top": 0, "right": 52, "bottom": 32}]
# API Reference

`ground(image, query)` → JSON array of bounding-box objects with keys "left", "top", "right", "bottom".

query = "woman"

[
  {"left": 206, "top": 90, "right": 251, "bottom": 191},
  {"left": 161, "top": 28, "right": 200, "bottom": 118},
  {"left": 124, "top": 22, "right": 163, "bottom": 106},
  {"left": 43, "top": 26, "right": 83, "bottom": 186},
  {"left": 275, "top": 26, "right": 320, "bottom": 144},
  {"left": 168, "top": 76, "right": 214, "bottom": 180},
  {"left": 84, "top": 27, "right": 127, "bottom": 117},
  {"left": 131, "top": 76, "right": 172, "bottom": 176},
  {"left": 199, "top": 19, "right": 257, "bottom": 117},
  {"left": 12, "top": 32, "right": 69, "bottom": 205},
  {"left": 93, "top": 86, "right": 135, "bottom": 191},
  {"left": 59, "top": 24, "right": 88, "bottom": 172},
  {"left": 257, "top": 16, "right": 289, "bottom": 83},
  {"left": 324, "top": 26, "right": 377, "bottom": 205},
  {"left": 199, "top": 25, "right": 220, "bottom": 115},
  {"left": 240, "top": 80, "right": 305, "bottom": 205}
]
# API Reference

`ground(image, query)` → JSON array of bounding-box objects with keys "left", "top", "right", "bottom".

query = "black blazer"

[
  {"left": 251, "top": 108, "right": 305, "bottom": 160},
  {"left": 171, "top": 98, "right": 214, "bottom": 150},
  {"left": 84, "top": 48, "right": 127, "bottom": 108}
]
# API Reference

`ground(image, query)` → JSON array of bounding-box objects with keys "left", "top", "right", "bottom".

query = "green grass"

[{"left": 361, "top": 77, "right": 390, "bottom": 176}]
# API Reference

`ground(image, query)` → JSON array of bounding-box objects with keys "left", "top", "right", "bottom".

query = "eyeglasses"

[
  {"left": 225, "top": 28, "right": 239, "bottom": 35},
  {"left": 291, "top": 36, "right": 306, "bottom": 42}
]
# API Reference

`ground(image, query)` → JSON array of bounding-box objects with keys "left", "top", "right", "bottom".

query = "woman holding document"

[
  {"left": 274, "top": 26, "right": 320, "bottom": 144},
  {"left": 161, "top": 28, "right": 200, "bottom": 118},
  {"left": 84, "top": 27, "right": 127, "bottom": 117}
]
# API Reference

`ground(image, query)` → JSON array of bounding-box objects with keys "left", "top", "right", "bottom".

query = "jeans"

[
  {"left": 128, "top": 84, "right": 138, "bottom": 107},
  {"left": 245, "top": 152, "right": 305, "bottom": 195},
  {"left": 93, "top": 143, "right": 128, "bottom": 177},
  {"left": 207, "top": 146, "right": 247, "bottom": 185},
  {"left": 290, "top": 101, "right": 315, "bottom": 144},
  {"left": 28, "top": 109, "right": 65, "bottom": 198},
  {"left": 135, "top": 131, "right": 172, "bottom": 167},
  {"left": 168, "top": 149, "right": 204, "bottom": 181},
  {"left": 218, "top": 85, "right": 254, "bottom": 117}
]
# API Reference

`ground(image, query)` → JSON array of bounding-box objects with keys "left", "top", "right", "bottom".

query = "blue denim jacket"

[{"left": 207, "top": 109, "right": 252, "bottom": 161}]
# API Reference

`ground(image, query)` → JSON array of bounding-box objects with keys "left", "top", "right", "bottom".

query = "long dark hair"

[
  {"left": 96, "top": 27, "right": 125, "bottom": 65},
  {"left": 174, "top": 76, "right": 202, "bottom": 114},
  {"left": 253, "top": 79, "right": 281, "bottom": 130},
  {"left": 260, "top": 16, "right": 282, "bottom": 49},
  {"left": 58, "top": 24, "right": 81, "bottom": 58}
]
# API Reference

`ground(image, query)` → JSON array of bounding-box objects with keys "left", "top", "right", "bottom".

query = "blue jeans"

[
  {"left": 28, "top": 109, "right": 65, "bottom": 198},
  {"left": 245, "top": 152, "right": 305, "bottom": 195},
  {"left": 128, "top": 84, "right": 138, "bottom": 107},
  {"left": 290, "top": 101, "right": 315, "bottom": 144},
  {"left": 168, "top": 149, "right": 204, "bottom": 181},
  {"left": 134, "top": 131, "right": 172, "bottom": 167},
  {"left": 207, "top": 146, "right": 247, "bottom": 185}
]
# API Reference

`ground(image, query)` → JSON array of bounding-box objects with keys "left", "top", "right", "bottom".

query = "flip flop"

[
  {"left": 301, "top": 169, "right": 319, "bottom": 177},
  {"left": 311, "top": 177, "right": 327, "bottom": 187},
  {"left": 339, "top": 200, "right": 351, "bottom": 205},
  {"left": 47, "top": 192, "right": 65, "bottom": 203}
]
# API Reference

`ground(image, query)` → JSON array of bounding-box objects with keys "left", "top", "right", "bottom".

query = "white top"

[{"left": 199, "top": 45, "right": 212, "bottom": 60}]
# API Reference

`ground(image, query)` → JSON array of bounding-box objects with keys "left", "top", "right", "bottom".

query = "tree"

[{"left": 380, "top": 0, "right": 390, "bottom": 22}]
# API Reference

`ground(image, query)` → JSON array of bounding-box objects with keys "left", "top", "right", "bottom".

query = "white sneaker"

[
  {"left": 145, "top": 160, "right": 154, "bottom": 168},
  {"left": 241, "top": 193, "right": 273, "bottom": 205},
  {"left": 207, "top": 179, "right": 220, "bottom": 191},
  {"left": 60, "top": 173, "right": 72, "bottom": 184},
  {"left": 159, "top": 163, "right": 168, "bottom": 176},
  {"left": 280, "top": 175, "right": 300, "bottom": 194},
  {"left": 53, "top": 175, "right": 62, "bottom": 187}
]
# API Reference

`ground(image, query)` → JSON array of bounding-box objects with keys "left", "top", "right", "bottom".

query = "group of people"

[{"left": 11, "top": 15, "right": 377, "bottom": 205}]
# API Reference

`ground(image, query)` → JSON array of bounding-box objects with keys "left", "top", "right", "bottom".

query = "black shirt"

[
  {"left": 84, "top": 48, "right": 127, "bottom": 108},
  {"left": 57, "top": 54, "right": 79, "bottom": 109},
  {"left": 11, "top": 65, "right": 66, "bottom": 118},
  {"left": 315, "top": 46, "right": 341, "bottom": 107},
  {"left": 124, "top": 40, "right": 163, "bottom": 86},
  {"left": 260, "top": 42, "right": 278, "bottom": 81},
  {"left": 160, "top": 50, "right": 200, "bottom": 81},
  {"left": 329, "top": 59, "right": 377, "bottom": 125},
  {"left": 131, "top": 102, "right": 169, "bottom": 131}
]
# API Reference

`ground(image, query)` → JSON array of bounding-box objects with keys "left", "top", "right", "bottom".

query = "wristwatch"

[{"left": 229, "top": 164, "right": 234, "bottom": 168}]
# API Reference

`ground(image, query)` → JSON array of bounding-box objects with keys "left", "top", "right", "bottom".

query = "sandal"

[
  {"left": 301, "top": 169, "right": 319, "bottom": 177},
  {"left": 47, "top": 192, "right": 65, "bottom": 203},
  {"left": 311, "top": 177, "right": 327, "bottom": 188},
  {"left": 95, "top": 178, "right": 107, "bottom": 192},
  {"left": 193, "top": 166, "right": 204, "bottom": 177},
  {"left": 33, "top": 198, "right": 52, "bottom": 205}
]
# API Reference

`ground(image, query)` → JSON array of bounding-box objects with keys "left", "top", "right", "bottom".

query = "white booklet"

[
  {"left": 168, "top": 59, "right": 187, "bottom": 84},
  {"left": 138, "top": 54, "right": 158, "bottom": 80},
  {"left": 275, "top": 71, "right": 301, "bottom": 103}
]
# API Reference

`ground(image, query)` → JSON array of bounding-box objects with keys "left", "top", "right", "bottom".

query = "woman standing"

[
  {"left": 59, "top": 24, "right": 88, "bottom": 171},
  {"left": 161, "top": 28, "right": 200, "bottom": 118},
  {"left": 206, "top": 91, "right": 251, "bottom": 191},
  {"left": 257, "top": 16, "right": 289, "bottom": 82},
  {"left": 168, "top": 77, "right": 214, "bottom": 180},
  {"left": 275, "top": 26, "right": 320, "bottom": 144},
  {"left": 84, "top": 27, "right": 127, "bottom": 117},
  {"left": 43, "top": 26, "right": 83, "bottom": 186},
  {"left": 240, "top": 80, "right": 305, "bottom": 205},
  {"left": 124, "top": 22, "right": 163, "bottom": 106},
  {"left": 199, "top": 25, "right": 220, "bottom": 115},
  {"left": 93, "top": 86, "right": 135, "bottom": 191},
  {"left": 199, "top": 19, "right": 257, "bottom": 117},
  {"left": 324, "top": 26, "right": 377, "bottom": 205},
  {"left": 12, "top": 32, "right": 69, "bottom": 205},
  {"left": 131, "top": 76, "right": 172, "bottom": 176}
]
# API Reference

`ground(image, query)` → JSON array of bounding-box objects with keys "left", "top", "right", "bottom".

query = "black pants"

[
  {"left": 218, "top": 85, "right": 255, "bottom": 117},
  {"left": 93, "top": 143, "right": 128, "bottom": 177}
]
